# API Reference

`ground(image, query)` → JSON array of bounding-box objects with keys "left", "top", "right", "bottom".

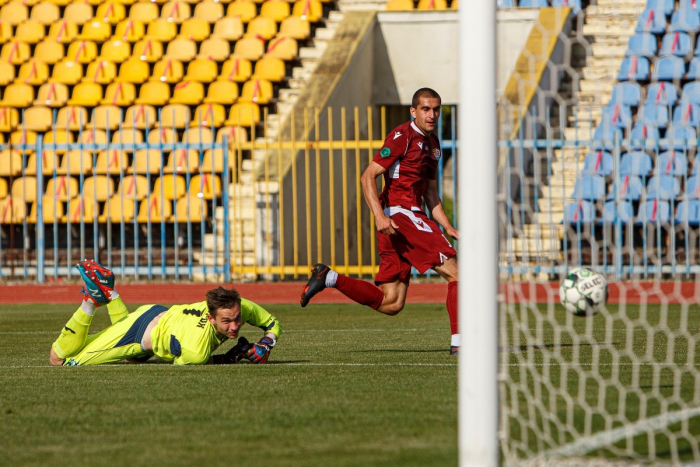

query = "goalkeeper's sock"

[
  {"left": 447, "top": 281, "right": 458, "bottom": 335},
  {"left": 51, "top": 307, "right": 94, "bottom": 359},
  {"left": 335, "top": 275, "right": 384, "bottom": 310},
  {"left": 81, "top": 300, "right": 95, "bottom": 316},
  {"left": 106, "top": 295, "right": 129, "bottom": 325}
]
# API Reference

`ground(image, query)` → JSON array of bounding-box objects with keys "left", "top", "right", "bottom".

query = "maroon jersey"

[{"left": 372, "top": 121, "right": 441, "bottom": 210}]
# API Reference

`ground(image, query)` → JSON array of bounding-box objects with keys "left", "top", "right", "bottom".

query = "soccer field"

[{"left": 0, "top": 303, "right": 458, "bottom": 467}]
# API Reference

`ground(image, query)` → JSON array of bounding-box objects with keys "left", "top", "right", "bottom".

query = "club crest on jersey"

[
  {"left": 380, "top": 147, "right": 391, "bottom": 158},
  {"left": 393, "top": 131, "right": 402, "bottom": 140},
  {"left": 432, "top": 148, "right": 441, "bottom": 160}
]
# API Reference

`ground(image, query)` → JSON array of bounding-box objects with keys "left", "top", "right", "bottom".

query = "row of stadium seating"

[
  {"left": 497, "top": 0, "right": 582, "bottom": 10},
  {"left": 572, "top": 172, "right": 700, "bottom": 203},
  {"left": 564, "top": 197, "right": 700, "bottom": 226}
]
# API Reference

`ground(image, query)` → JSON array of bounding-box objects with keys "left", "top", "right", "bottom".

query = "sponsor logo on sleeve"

[
  {"left": 393, "top": 131, "right": 402, "bottom": 140},
  {"left": 380, "top": 147, "right": 391, "bottom": 158},
  {"left": 432, "top": 148, "right": 441, "bottom": 160}
]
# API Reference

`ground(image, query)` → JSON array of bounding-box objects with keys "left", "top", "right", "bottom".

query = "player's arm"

[
  {"left": 424, "top": 179, "right": 459, "bottom": 239},
  {"left": 238, "top": 298, "right": 281, "bottom": 364},
  {"left": 361, "top": 161, "right": 397, "bottom": 235}
]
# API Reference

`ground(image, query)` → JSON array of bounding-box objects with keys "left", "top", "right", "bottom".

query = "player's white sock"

[
  {"left": 451, "top": 334, "right": 461, "bottom": 347},
  {"left": 326, "top": 270, "right": 338, "bottom": 287},
  {"left": 81, "top": 300, "right": 96, "bottom": 316}
]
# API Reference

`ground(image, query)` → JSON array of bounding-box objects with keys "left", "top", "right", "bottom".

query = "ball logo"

[{"left": 579, "top": 276, "right": 603, "bottom": 293}]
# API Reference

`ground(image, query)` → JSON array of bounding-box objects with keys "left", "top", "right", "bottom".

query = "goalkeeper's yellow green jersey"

[{"left": 150, "top": 298, "right": 281, "bottom": 365}]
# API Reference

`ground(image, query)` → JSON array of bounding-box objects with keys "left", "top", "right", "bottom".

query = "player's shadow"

[
  {"left": 350, "top": 349, "right": 446, "bottom": 353},
  {"left": 503, "top": 342, "right": 615, "bottom": 352}
]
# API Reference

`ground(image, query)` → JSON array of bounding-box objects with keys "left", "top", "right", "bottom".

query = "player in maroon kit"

[{"left": 300, "top": 88, "right": 460, "bottom": 355}]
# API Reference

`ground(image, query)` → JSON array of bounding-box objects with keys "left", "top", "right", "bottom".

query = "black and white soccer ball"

[{"left": 559, "top": 267, "right": 608, "bottom": 316}]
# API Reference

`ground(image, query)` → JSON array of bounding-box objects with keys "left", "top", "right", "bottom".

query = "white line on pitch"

[
  {"left": 1, "top": 363, "right": 457, "bottom": 369},
  {"left": 0, "top": 329, "right": 442, "bottom": 335}
]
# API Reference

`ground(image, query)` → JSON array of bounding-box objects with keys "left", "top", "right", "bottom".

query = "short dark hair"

[
  {"left": 411, "top": 88, "right": 441, "bottom": 109},
  {"left": 206, "top": 287, "right": 242, "bottom": 317}
]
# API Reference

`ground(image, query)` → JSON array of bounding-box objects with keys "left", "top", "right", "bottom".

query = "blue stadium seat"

[
  {"left": 571, "top": 175, "right": 606, "bottom": 201},
  {"left": 617, "top": 56, "right": 651, "bottom": 81},
  {"left": 663, "top": 123, "right": 696, "bottom": 149},
  {"left": 684, "top": 175, "right": 700, "bottom": 198},
  {"left": 638, "top": 104, "right": 669, "bottom": 128},
  {"left": 582, "top": 150, "right": 613, "bottom": 177},
  {"left": 656, "top": 150, "right": 688, "bottom": 176},
  {"left": 620, "top": 151, "right": 653, "bottom": 177},
  {"left": 551, "top": 0, "right": 581, "bottom": 12},
  {"left": 672, "top": 101, "right": 700, "bottom": 126},
  {"left": 647, "top": 0, "right": 675, "bottom": 16},
  {"left": 592, "top": 125, "right": 624, "bottom": 150},
  {"left": 636, "top": 199, "right": 672, "bottom": 225},
  {"left": 601, "top": 103, "right": 633, "bottom": 129},
  {"left": 686, "top": 57, "right": 700, "bottom": 79},
  {"left": 519, "top": 0, "right": 549, "bottom": 6},
  {"left": 497, "top": 0, "right": 516, "bottom": 7},
  {"left": 681, "top": 82, "right": 700, "bottom": 104},
  {"left": 645, "top": 82, "right": 679, "bottom": 106},
  {"left": 563, "top": 200, "right": 596, "bottom": 225},
  {"left": 635, "top": 9, "right": 668, "bottom": 34},
  {"left": 659, "top": 32, "right": 692, "bottom": 56},
  {"left": 629, "top": 123, "right": 660, "bottom": 150},
  {"left": 670, "top": 7, "right": 700, "bottom": 33},
  {"left": 611, "top": 82, "right": 642, "bottom": 106},
  {"left": 601, "top": 200, "right": 635, "bottom": 224},
  {"left": 679, "top": 0, "right": 700, "bottom": 13},
  {"left": 609, "top": 175, "right": 644, "bottom": 201},
  {"left": 647, "top": 175, "right": 681, "bottom": 200},
  {"left": 674, "top": 199, "right": 700, "bottom": 226},
  {"left": 652, "top": 55, "right": 686, "bottom": 81},
  {"left": 626, "top": 33, "right": 658, "bottom": 58}
]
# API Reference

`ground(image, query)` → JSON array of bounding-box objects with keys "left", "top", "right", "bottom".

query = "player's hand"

[
  {"left": 376, "top": 214, "right": 398, "bottom": 235},
  {"left": 244, "top": 336, "right": 275, "bottom": 364},
  {"left": 210, "top": 337, "right": 251, "bottom": 364},
  {"left": 445, "top": 227, "right": 459, "bottom": 239}
]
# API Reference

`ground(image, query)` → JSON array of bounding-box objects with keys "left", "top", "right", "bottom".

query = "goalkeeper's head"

[{"left": 206, "top": 287, "right": 243, "bottom": 339}]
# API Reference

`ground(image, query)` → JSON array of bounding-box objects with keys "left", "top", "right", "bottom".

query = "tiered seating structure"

[{"left": 0, "top": 0, "right": 331, "bottom": 240}]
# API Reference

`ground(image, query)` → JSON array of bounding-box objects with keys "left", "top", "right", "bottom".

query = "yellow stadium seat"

[
  {"left": 100, "top": 39, "right": 130, "bottom": 63},
  {"left": 0, "top": 197, "right": 28, "bottom": 224},
  {"left": 0, "top": 107, "right": 19, "bottom": 132},
  {"left": 10, "top": 176, "right": 37, "bottom": 202},
  {"left": 164, "top": 148, "right": 199, "bottom": 174},
  {"left": 21, "top": 106, "right": 52, "bottom": 132},
  {"left": 233, "top": 37, "right": 264, "bottom": 61},
  {"left": 278, "top": 16, "right": 309, "bottom": 39},
  {"left": 245, "top": 16, "right": 277, "bottom": 40},
  {"left": 77, "top": 127, "right": 107, "bottom": 147},
  {"left": 175, "top": 195, "right": 207, "bottom": 222},
  {"left": 228, "top": 0, "right": 257, "bottom": 23},
  {"left": 292, "top": 0, "right": 322, "bottom": 21},
  {"left": 265, "top": 36, "right": 297, "bottom": 60},
  {"left": 79, "top": 20, "right": 112, "bottom": 42},
  {"left": 193, "top": 102, "right": 226, "bottom": 126},
  {"left": 46, "top": 175, "right": 79, "bottom": 202},
  {"left": 68, "top": 82, "right": 103, "bottom": 106},
  {"left": 64, "top": 2, "right": 93, "bottom": 25},
  {"left": 204, "top": 80, "right": 238, "bottom": 105},
  {"left": 124, "top": 104, "right": 156, "bottom": 129},
  {"left": 83, "top": 59, "right": 117, "bottom": 84},
  {"left": 116, "top": 174, "right": 149, "bottom": 200},
  {"left": 240, "top": 78, "right": 273, "bottom": 104},
  {"left": 0, "top": 178, "right": 6, "bottom": 198},
  {"left": 194, "top": 0, "right": 223, "bottom": 22},
  {"left": 2, "top": 82, "right": 34, "bottom": 107},
  {"left": 44, "top": 129, "right": 74, "bottom": 156},
  {"left": 63, "top": 196, "right": 97, "bottom": 224},
  {"left": 146, "top": 126, "right": 178, "bottom": 145},
  {"left": 82, "top": 175, "right": 115, "bottom": 201},
  {"left": 261, "top": 0, "right": 290, "bottom": 22},
  {"left": 28, "top": 195, "right": 65, "bottom": 224},
  {"left": 211, "top": 16, "right": 243, "bottom": 40},
  {"left": 117, "top": 57, "right": 149, "bottom": 83},
  {"left": 10, "top": 129, "right": 37, "bottom": 151},
  {"left": 0, "top": 148, "right": 22, "bottom": 175},
  {"left": 165, "top": 37, "right": 196, "bottom": 61},
  {"left": 225, "top": 101, "right": 260, "bottom": 127},
  {"left": 95, "top": 1, "right": 126, "bottom": 24},
  {"left": 15, "top": 20, "right": 45, "bottom": 44},
  {"left": 111, "top": 127, "right": 143, "bottom": 150},
  {"left": 25, "top": 150, "right": 59, "bottom": 175},
  {"left": 92, "top": 104, "right": 123, "bottom": 130},
  {"left": 1, "top": 40, "right": 30, "bottom": 64},
  {"left": 386, "top": 0, "right": 413, "bottom": 9},
  {"left": 153, "top": 174, "right": 186, "bottom": 199},
  {"left": 114, "top": 19, "right": 145, "bottom": 43},
  {"left": 146, "top": 19, "right": 177, "bottom": 42},
  {"left": 197, "top": 37, "right": 230, "bottom": 62},
  {"left": 0, "top": 2, "right": 28, "bottom": 25},
  {"left": 56, "top": 105, "right": 89, "bottom": 131},
  {"left": 102, "top": 81, "right": 136, "bottom": 106},
  {"left": 0, "top": 21, "right": 12, "bottom": 44},
  {"left": 51, "top": 59, "right": 82, "bottom": 85},
  {"left": 47, "top": 20, "right": 77, "bottom": 43},
  {"left": 161, "top": 0, "right": 191, "bottom": 23},
  {"left": 184, "top": 58, "right": 217, "bottom": 83},
  {"left": 160, "top": 103, "right": 190, "bottom": 128},
  {"left": 151, "top": 58, "right": 184, "bottom": 83},
  {"left": 417, "top": 0, "right": 447, "bottom": 9},
  {"left": 136, "top": 195, "right": 172, "bottom": 223},
  {"left": 33, "top": 82, "right": 67, "bottom": 107},
  {"left": 0, "top": 60, "right": 13, "bottom": 85},
  {"left": 220, "top": 56, "right": 252, "bottom": 82},
  {"left": 252, "top": 56, "right": 285, "bottom": 82},
  {"left": 31, "top": 1, "right": 60, "bottom": 24},
  {"left": 67, "top": 40, "right": 98, "bottom": 63},
  {"left": 17, "top": 59, "right": 49, "bottom": 85},
  {"left": 99, "top": 194, "right": 136, "bottom": 223},
  {"left": 129, "top": 2, "right": 158, "bottom": 22},
  {"left": 94, "top": 149, "right": 128, "bottom": 174},
  {"left": 132, "top": 38, "right": 163, "bottom": 62},
  {"left": 182, "top": 125, "right": 214, "bottom": 144},
  {"left": 179, "top": 17, "right": 209, "bottom": 41},
  {"left": 55, "top": 150, "right": 90, "bottom": 175},
  {"left": 135, "top": 81, "right": 170, "bottom": 105},
  {"left": 130, "top": 149, "right": 163, "bottom": 174},
  {"left": 202, "top": 147, "right": 234, "bottom": 171},
  {"left": 35, "top": 39, "right": 64, "bottom": 64}
]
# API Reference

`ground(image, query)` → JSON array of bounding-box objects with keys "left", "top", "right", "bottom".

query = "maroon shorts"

[{"left": 375, "top": 208, "right": 457, "bottom": 285}]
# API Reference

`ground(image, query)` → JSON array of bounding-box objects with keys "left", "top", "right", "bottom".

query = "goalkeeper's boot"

[
  {"left": 76, "top": 259, "right": 115, "bottom": 306},
  {"left": 450, "top": 346, "right": 459, "bottom": 356},
  {"left": 300, "top": 263, "right": 330, "bottom": 307}
]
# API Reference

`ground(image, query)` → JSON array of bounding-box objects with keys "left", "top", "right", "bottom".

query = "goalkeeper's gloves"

[
  {"left": 211, "top": 337, "right": 251, "bottom": 364},
  {"left": 243, "top": 336, "right": 276, "bottom": 364}
]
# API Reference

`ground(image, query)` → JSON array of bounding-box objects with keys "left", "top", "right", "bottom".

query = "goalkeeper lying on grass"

[{"left": 49, "top": 260, "right": 281, "bottom": 366}]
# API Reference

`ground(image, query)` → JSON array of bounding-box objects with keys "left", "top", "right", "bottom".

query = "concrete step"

[{"left": 586, "top": 5, "right": 646, "bottom": 15}]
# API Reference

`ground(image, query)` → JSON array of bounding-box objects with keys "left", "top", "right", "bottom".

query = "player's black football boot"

[
  {"left": 450, "top": 346, "right": 459, "bottom": 356},
  {"left": 300, "top": 263, "right": 330, "bottom": 307}
]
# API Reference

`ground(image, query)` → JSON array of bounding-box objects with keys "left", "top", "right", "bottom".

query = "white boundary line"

[
  {"left": 1, "top": 363, "right": 457, "bottom": 369},
  {"left": 0, "top": 328, "right": 444, "bottom": 335}
]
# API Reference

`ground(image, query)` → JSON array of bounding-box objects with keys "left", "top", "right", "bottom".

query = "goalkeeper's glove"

[
  {"left": 243, "top": 336, "right": 275, "bottom": 364},
  {"left": 211, "top": 337, "right": 251, "bottom": 364}
]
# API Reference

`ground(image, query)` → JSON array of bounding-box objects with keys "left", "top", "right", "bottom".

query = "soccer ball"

[{"left": 559, "top": 267, "right": 608, "bottom": 316}]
